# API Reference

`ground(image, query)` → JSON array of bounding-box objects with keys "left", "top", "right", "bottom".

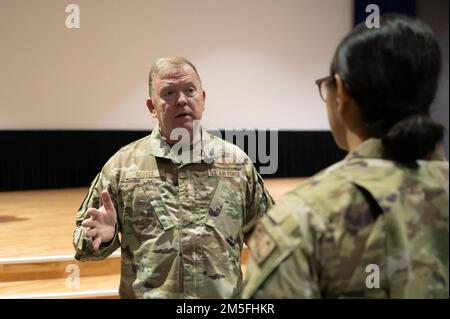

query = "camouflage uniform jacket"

[
  {"left": 73, "top": 126, "right": 273, "bottom": 298},
  {"left": 242, "top": 138, "right": 449, "bottom": 298}
]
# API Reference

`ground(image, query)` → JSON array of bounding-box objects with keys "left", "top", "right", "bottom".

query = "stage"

[{"left": 0, "top": 178, "right": 305, "bottom": 298}]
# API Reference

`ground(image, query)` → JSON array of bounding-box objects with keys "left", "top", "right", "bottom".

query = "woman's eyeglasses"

[{"left": 315, "top": 75, "right": 336, "bottom": 102}]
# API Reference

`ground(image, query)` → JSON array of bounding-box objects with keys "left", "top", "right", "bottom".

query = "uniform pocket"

[
  {"left": 202, "top": 217, "right": 242, "bottom": 281},
  {"left": 123, "top": 178, "right": 180, "bottom": 297},
  {"left": 202, "top": 175, "right": 245, "bottom": 249},
  {"left": 121, "top": 178, "right": 176, "bottom": 240},
  {"left": 131, "top": 226, "right": 179, "bottom": 298}
]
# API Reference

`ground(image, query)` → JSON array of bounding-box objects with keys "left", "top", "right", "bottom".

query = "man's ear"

[
  {"left": 146, "top": 98, "right": 157, "bottom": 118},
  {"left": 335, "top": 74, "right": 351, "bottom": 114}
]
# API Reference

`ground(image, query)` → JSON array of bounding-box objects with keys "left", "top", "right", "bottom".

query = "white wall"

[{"left": 0, "top": 0, "right": 352, "bottom": 130}]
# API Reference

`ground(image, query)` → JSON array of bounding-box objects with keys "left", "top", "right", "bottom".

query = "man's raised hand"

[{"left": 81, "top": 190, "right": 117, "bottom": 250}]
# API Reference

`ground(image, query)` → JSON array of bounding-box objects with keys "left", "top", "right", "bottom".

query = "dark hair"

[{"left": 331, "top": 14, "right": 444, "bottom": 167}]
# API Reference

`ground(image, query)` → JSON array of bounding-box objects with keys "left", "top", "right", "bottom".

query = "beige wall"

[{"left": 0, "top": 0, "right": 352, "bottom": 130}]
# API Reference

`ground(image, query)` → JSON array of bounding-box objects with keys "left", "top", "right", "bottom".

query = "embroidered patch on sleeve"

[{"left": 249, "top": 223, "right": 277, "bottom": 266}]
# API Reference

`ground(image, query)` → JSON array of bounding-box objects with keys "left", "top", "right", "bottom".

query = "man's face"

[{"left": 147, "top": 65, "right": 205, "bottom": 144}]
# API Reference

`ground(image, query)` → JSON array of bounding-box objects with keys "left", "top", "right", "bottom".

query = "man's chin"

[
  {"left": 174, "top": 117, "right": 201, "bottom": 131},
  {"left": 173, "top": 123, "right": 193, "bottom": 132}
]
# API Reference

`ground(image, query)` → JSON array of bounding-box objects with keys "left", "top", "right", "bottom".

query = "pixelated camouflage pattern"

[
  {"left": 73, "top": 125, "right": 273, "bottom": 298},
  {"left": 242, "top": 138, "right": 449, "bottom": 299}
]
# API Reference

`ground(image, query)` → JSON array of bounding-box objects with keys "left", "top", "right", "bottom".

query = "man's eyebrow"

[
  {"left": 159, "top": 84, "right": 175, "bottom": 91},
  {"left": 183, "top": 81, "right": 197, "bottom": 87},
  {"left": 160, "top": 81, "right": 196, "bottom": 90}
]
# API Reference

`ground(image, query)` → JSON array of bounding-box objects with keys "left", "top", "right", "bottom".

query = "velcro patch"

[
  {"left": 208, "top": 169, "right": 241, "bottom": 178},
  {"left": 213, "top": 162, "right": 242, "bottom": 170},
  {"left": 125, "top": 169, "right": 160, "bottom": 179},
  {"left": 249, "top": 223, "right": 277, "bottom": 266}
]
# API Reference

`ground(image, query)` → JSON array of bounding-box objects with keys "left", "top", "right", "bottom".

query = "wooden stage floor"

[
  {"left": 0, "top": 178, "right": 306, "bottom": 298},
  {"left": 0, "top": 178, "right": 306, "bottom": 259}
]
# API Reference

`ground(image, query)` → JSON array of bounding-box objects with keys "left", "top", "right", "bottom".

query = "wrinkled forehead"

[{"left": 156, "top": 65, "right": 199, "bottom": 84}]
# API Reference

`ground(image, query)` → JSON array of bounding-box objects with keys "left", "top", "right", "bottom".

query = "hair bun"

[{"left": 382, "top": 114, "right": 444, "bottom": 167}]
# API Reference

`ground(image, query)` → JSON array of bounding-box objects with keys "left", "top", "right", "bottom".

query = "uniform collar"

[
  {"left": 345, "top": 138, "right": 447, "bottom": 162},
  {"left": 148, "top": 124, "right": 219, "bottom": 164}
]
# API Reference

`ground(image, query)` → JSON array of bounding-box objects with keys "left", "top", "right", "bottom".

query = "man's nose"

[{"left": 177, "top": 92, "right": 188, "bottom": 106}]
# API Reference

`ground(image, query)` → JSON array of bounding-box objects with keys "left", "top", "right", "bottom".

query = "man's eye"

[
  {"left": 164, "top": 90, "right": 174, "bottom": 96},
  {"left": 185, "top": 87, "right": 195, "bottom": 95}
]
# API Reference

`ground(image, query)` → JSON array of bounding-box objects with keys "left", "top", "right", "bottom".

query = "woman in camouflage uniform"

[{"left": 242, "top": 14, "right": 449, "bottom": 298}]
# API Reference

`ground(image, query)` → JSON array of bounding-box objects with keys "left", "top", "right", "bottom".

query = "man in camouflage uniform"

[
  {"left": 73, "top": 57, "right": 273, "bottom": 298},
  {"left": 242, "top": 139, "right": 449, "bottom": 298}
]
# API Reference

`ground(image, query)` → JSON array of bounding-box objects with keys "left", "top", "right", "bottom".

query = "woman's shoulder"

[{"left": 279, "top": 155, "right": 448, "bottom": 227}]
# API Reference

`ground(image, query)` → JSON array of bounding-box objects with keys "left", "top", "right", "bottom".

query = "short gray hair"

[{"left": 148, "top": 57, "right": 202, "bottom": 97}]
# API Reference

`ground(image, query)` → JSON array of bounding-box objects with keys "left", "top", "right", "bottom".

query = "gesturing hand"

[{"left": 81, "top": 190, "right": 117, "bottom": 250}]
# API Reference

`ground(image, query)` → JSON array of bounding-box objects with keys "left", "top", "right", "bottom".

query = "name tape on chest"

[
  {"left": 208, "top": 169, "right": 242, "bottom": 178},
  {"left": 125, "top": 169, "right": 160, "bottom": 179},
  {"left": 208, "top": 162, "right": 243, "bottom": 178}
]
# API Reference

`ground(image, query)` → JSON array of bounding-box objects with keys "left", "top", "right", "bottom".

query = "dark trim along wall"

[{"left": 0, "top": 130, "right": 347, "bottom": 191}]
